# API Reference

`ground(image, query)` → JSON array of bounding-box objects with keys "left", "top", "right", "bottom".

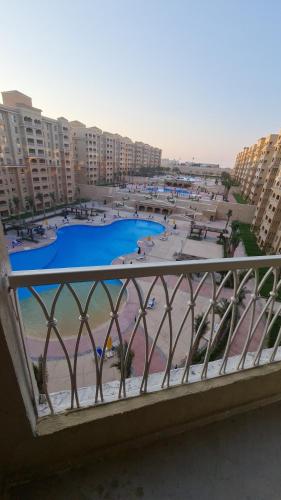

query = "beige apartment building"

[
  {"left": 72, "top": 123, "right": 161, "bottom": 186},
  {"left": 234, "top": 130, "right": 281, "bottom": 253},
  {"left": 233, "top": 135, "right": 278, "bottom": 204},
  {"left": 254, "top": 133, "right": 281, "bottom": 252},
  {"left": 0, "top": 91, "right": 75, "bottom": 218},
  {"left": 0, "top": 91, "right": 162, "bottom": 217}
]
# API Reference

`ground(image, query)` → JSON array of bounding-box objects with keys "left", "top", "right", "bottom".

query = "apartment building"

[
  {"left": 233, "top": 129, "right": 281, "bottom": 253},
  {"left": 233, "top": 147, "right": 248, "bottom": 183},
  {"left": 233, "top": 135, "right": 278, "bottom": 204},
  {"left": 0, "top": 91, "right": 162, "bottom": 217},
  {"left": 72, "top": 123, "right": 161, "bottom": 185},
  {"left": 254, "top": 133, "right": 281, "bottom": 252},
  {"left": 0, "top": 91, "right": 75, "bottom": 218},
  {"left": 252, "top": 134, "right": 281, "bottom": 234},
  {"left": 248, "top": 135, "right": 278, "bottom": 204}
]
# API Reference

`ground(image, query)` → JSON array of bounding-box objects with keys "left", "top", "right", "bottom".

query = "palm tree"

[
  {"left": 50, "top": 192, "right": 56, "bottom": 215},
  {"left": 36, "top": 192, "right": 45, "bottom": 218},
  {"left": 221, "top": 171, "right": 234, "bottom": 201},
  {"left": 191, "top": 313, "right": 210, "bottom": 364},
  {"left": 33, "top": 355, "right": 48, "bottom": 404},
  {"left": 225, "top": 209, "right": 233, "bottom": 230},
  {"left": 111, "top": 341, "right": 135, "bottom": 378},
  {"left": 229, "top": 230, "right": 241, "bottom": 257},
  {"left": 223, "top": 220, "right": 241, "bottom": 257},
  {"left": 8, "top": 199, "right": 13, "bottom": 216},
  {"left": 12, "top": 196, "right": 20, "bottom": 221},
  {"left": 25, "top": 195, "right": 34, "bottom": 221},
  {"left": 75, "top": 186, "right": 81, "bottom": 206},
  {"left": 194, "top": 313, "right": 210, "bottom": 335},
  {"left": 214, "top": 297, "right": 231, "bottom": 319}
]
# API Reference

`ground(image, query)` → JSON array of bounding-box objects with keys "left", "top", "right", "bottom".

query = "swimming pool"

[
  {"left": 10, "top": 219, "right": 164, "bottom": 271},
  {"left": 145, "top": 186, "right": 193, "bottom": 196},
  {"left": 10, "top": 219, "right": 164, "bottom": 338}
]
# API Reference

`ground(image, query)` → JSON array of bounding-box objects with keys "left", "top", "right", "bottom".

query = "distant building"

[
  {"left": 161, "top": 158, "right": 180, "bottom": 170},
  {"left": 0, "top": 90, "right": 162, "bottom": 217},
  {"left": 161, "top": 159, "right": 229, "bottom": 177}
]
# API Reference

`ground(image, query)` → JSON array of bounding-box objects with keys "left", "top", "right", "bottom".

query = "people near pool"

[{"left": 11, "top": 239, "right": 23, "bottom": 248}]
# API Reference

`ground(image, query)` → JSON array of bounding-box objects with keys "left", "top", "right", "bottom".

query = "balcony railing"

[{"left": 7, "top": 255, "right": 281, "bottom": 417}]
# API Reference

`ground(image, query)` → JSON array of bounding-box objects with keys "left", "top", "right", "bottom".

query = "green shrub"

[
  {"left": 267, "top": 315, "right": 281, "bottom": 348},
  {"left": 233, "top": 193, "right": 248, "bottom": 204}
]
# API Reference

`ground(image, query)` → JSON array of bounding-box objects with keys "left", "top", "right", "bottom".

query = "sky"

[{"left": 1, "top": 0, "right": 281, "bottom": 167}]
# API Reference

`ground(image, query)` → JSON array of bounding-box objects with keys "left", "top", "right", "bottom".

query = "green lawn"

[
  {"left": 238, "top": 223, "right": 264, "bottom": 257},
  {"left": 233, "top": 193, "right": 248, "bottom": 204},
  {"left": 238, "top": 223, "right": 279, "bottom": 299}
]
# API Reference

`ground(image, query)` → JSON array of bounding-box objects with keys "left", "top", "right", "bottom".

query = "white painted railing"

[{"left": 7, "top": 255, "right": 281, "bottom": 416}]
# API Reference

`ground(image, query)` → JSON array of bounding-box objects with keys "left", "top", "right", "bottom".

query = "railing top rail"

[{"left": 8, "top": 255, "right": 281, "bottom": 288}]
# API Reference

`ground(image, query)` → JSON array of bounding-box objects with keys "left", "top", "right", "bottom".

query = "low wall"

[
  {"left": 78, "top": 184, "right": 256, "bottom": 223},
  {"left": 80, "top": 184, "right": 114, "bottom": 202},
  {"left": 216, "top": 201, "right": 256, "bottom": 223}
]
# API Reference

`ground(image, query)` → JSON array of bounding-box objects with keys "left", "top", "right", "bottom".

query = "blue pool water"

[
  {"left": 146, "top": 186, "right": 192, "bottom": 196},
  {"left": 11, "top": 220, "right": 164, "bottom": 336},
  {"left": 10, "top": 219, "right": 164, "bottom": 272}
]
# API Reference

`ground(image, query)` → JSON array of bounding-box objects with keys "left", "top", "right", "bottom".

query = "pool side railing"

[{"left": 7, "top": 255, "right": 281, "bottom": 416}]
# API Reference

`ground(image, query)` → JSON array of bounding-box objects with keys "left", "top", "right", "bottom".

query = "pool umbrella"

[{"left": 106, "top": 336, "right": 113, "bottom": 350}]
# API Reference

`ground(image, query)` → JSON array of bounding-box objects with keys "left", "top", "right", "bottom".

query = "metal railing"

[{"left": 8, "top": 255, "right": 281, "bottom": 416}]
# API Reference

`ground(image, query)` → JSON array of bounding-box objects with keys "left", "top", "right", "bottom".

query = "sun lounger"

[
  {"left": 105, "top": 350, "right": 114, "bottom": 359},
  {"left": 96, "top": 347, "right": 104, "bottom": 359},
  {"left": 136, "top": 255, "right": 146, "bottom": 260},
  {"left": 11, "top": 239, "right": 23, "bottom": 247},
  {"left": 147, "top": 297, "right": 156, "bottom": 309}
]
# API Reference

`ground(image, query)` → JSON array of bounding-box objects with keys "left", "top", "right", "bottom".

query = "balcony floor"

[{"left": 8, "top": 400, "right": 281, "bottom": 500}]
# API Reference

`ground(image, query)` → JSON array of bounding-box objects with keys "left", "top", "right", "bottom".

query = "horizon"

[{"left": 1, "top": 0, "right": 281, "bottom": 167}]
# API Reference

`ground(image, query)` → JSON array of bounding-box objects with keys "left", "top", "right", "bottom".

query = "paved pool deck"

[{"left": 6, "top": 207, "right": 253, "bottom": 396}]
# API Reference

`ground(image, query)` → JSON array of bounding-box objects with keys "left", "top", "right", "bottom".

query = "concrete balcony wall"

[{"left": 2, "top": 319, "right": 281, "bottom": 487}]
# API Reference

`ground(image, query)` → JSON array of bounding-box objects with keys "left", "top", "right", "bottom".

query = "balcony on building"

[{"left": 2, "top": 223, "right": 281, "bottom": 497}]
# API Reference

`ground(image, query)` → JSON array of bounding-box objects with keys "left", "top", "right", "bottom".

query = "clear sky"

[{"left": 1, "top": 0, "right": 281, "bottom": 167}]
